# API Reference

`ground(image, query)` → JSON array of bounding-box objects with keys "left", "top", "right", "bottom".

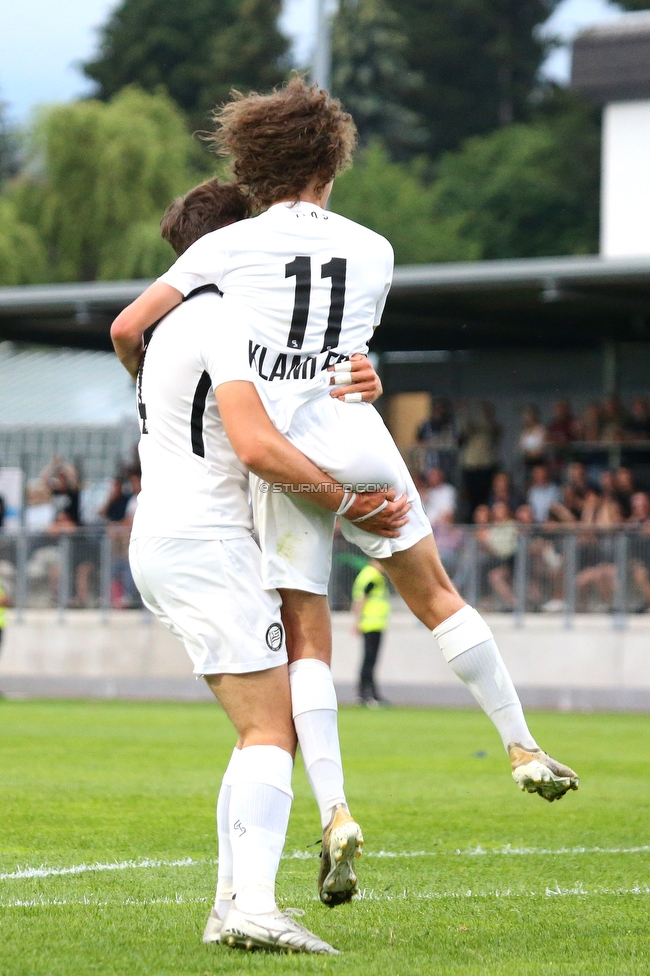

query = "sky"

[{"left": 0, "top": 0, "right": 627, "bottom": 124}]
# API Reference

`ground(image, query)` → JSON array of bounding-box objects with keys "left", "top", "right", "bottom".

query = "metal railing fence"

[
  {"left": 2, "top": 525, "right": 650, "bottom": 627},
  {"left": 331, "top": 524, "right": 650, "bottom": 627}
]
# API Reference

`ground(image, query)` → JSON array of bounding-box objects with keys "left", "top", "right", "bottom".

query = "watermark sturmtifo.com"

[{"left": 258, "top": 482, "right": 389, "bottom": 494}]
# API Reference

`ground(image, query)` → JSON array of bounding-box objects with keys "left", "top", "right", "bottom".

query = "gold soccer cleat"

[
  {"left": 509, "top": 743, "right": 579, "bottom": 802},
  {"left": 318, "top": 804, "right": 364, "bottom": 907}
]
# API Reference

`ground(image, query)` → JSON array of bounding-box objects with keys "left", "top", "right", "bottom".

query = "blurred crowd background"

[{"left": 4, "top": 390, "right": 650, "bottom": 616}]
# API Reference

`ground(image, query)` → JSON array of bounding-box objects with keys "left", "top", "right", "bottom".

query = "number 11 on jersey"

[{"left": 285, "top": 256, "right": 347, "bottom": 353}]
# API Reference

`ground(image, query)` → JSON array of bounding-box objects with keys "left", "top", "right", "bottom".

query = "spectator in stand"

[
  {"left": 413, "top": 471, "right": 428, "bottom": 503},
  {"left": 580, "top": 474, "right": 623, "bottom": 527},
  {"left": 470, "top": 502, "right": 518, "bottom": 609},
  {"left": 484, "top": 502, "right": 518, "bottom": 610},
  {"left": 0, "top": 493, "right": 5, "bottom": 530},
  {"left": 473, "top": 504, "right": 491, "bottom": 527},
  {"left": 547, "top": 399, "right": 576, "bottom": 444},
  {"left": 46, "top": 511, "right": 77, "bottom": 603},
  {"left": 527, "top": 464, "right": 560, "bottom": 523},
  {"left": 433, "top": 510, "right": 465, "bottom": 580},
  {"left": 47, "top": 510, "right": 106, "bottom": 608},
  {"left": 575, "top": 494, "right": 625, "bottom": 609},
  {"left": 515, "top": 503, "right": 565, "bottom": 611},
  {"left": 576, "top": 403, "right": 601, "bottom": 442},
  {"left": 24, "top": 482, "right": 56, "bottom": 532},
  {"left": 423, "top": 466, "right": 457, "bottom": 526},
  {"left": 625, "top": 396, "right": 650, "bottom": 441},
  {"left": 518, "top": 405, "right": 546, "bottom": 468},
  {"left": 600, "top": 396, "right": 626, "bottom": 442},
  {"left": 99, "top": 477, "right": 131, "bottom": 523},
  {"left": 551, "top": 462, "right": 589, "bottom": 522},
  {"left": 515, "top": 503, "right": 534, "bottom": 525},
  {"left": 628, "top": 492, "right": 650, "bottom": 611},
  {"left": 629, "top": 490, "right": 650, "bottom": 525},
  {"left": 489, "top": 471, "right": 522, "bottom": 512},
  {"left": 417, "top": 399, "right": 454, "bottom": 443},
  {"left": 40, "top": 456, "right": 81, "bottom": 525},
  {"left": 614, "top": 467, "right": 635, "bottom": 519},
  {"left": 101, "top": 476, "right": 133, "bottom": 608},
  {"left": 105, "top": 468, "right": 141, "bottom": 608},
  {"left": 459, "top": 402, "right": 501, "bottom": 513}
]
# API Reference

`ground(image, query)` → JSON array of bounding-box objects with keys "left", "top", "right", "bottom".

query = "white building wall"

[{"left": 601, "top": 100, "right": 650, "bottom": 258}]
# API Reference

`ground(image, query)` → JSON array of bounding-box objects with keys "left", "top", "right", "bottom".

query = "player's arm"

[
  {"left": 216, "top": 381, "right": 410, "bottom": 538},
  {"left": 111, "top": 282, "right": 183, "bottom": 378},
  {"left": 112, "top": 233, "right": 226, "bottom": 377},
  {"left": 328, "top": 354, "right": 383, "bottom": 403}
]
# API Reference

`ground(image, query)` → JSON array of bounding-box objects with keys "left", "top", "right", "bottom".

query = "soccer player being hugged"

[{"left": 112, "top": 76, "right": 579, "bottom": 919}]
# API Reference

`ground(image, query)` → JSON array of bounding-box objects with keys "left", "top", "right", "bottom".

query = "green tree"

[
  {"left": 330, "top": 140, "right": 479, "bottom": 264},
  {"left": 332, "top": 0, "right": 427, "bottom": 160},
  {"left": 428, "top": 93, "right": 600, "bottom": 258},
  {"left": 0, "top": 100, "right": 20, "bottom": 187},
  {"left": 83, "top": 0, "right": 288, "bottom": 129},
  {"left": 9, "top": 87, "right": 194, "bottom": 282},
  {"left": 330, "top": 92, "right": 599, "bottom": 264},
  {"left": 0, "top": 199, "right": 48, "bottom": 285},
  {"left": 379, "top": 0, "right": 561, "bottom": 157}
]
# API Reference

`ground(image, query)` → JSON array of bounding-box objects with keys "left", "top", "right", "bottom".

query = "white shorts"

[
  {"left": 129, "top": 535, "right": 287, "bottom": 675},
  {"left": 251, "top": 396, "right": 432, "bottom": 594}
]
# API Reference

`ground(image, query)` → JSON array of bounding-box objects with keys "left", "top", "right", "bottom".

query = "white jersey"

[
  {"left": 131, "top": 289, "right": 254, "bottom": 541},
  {"left": 158, "top": 200, "right": 394, "bottom": 431}
]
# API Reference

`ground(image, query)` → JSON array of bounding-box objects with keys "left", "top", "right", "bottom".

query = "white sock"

[
  {"left": 229, "top": 745, "right": 293, "bottom": 915},
  {"left": 214, "top": 747, "right": 240, "bottom": 919},
  {"left": 289, "top": 658, "right": 347, "bottom": 829},
  {"left": 433, "top": 606, "right": 538, "bottom": 752}
]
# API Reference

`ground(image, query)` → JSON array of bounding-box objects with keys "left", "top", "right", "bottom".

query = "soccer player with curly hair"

[{"left": 113, "top": 76, "right": 579, "bottom": 951}]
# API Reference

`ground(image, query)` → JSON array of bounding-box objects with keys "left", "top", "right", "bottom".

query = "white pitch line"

[
  {"left": 3, "top": 886, "right": 650, "bottom": 909},
  {"left": 290, "top": 845, "right": 650, "bottom": 860},
  {"left": 2, "top": 845, "right": 648, "bottom": 883},
  {"left": 355, "top": 884, "right": 650, "bottom": 901},
  {"left": 0, "top": 857, "right": 211, "bottom": 882},
  {"left": 457, "top": 844, "right": 650, "bottom": 857},
  {"left": 0, "top": 895, "right": 210, "bottom": 908}
]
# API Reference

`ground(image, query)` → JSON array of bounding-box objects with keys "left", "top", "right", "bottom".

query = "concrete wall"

[{"left": 1, "top": 609, "right": 649, "bottom": 710}]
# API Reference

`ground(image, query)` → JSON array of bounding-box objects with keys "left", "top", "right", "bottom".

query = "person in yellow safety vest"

[{"left": 351, "top": 559, "right": 391, "bottom": 706}]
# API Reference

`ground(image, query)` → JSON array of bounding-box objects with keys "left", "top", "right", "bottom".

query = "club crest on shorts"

[{"left": 266, "top": 622, "right": 284, "bottom": 651}]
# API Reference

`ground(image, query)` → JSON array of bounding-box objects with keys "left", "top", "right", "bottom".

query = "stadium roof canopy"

[{"left": 1, "top": 254, "right": 650, "bottom": 353}]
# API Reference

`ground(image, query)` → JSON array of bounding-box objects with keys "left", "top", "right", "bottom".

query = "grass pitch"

[{"left": 1, "top": 701, "right": 649, "bottom": 975}]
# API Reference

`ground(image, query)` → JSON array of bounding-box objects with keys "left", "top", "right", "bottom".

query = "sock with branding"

[
  {"left": 229, "top": 745, "right": 293, "bottom": 915},
  {"left": 433, "top": 606, "right": 538, "bottom": 752},
  {"left": 289, "top": 658, "right": 348, "bottom": 829},
  {"left": 214, "top": 747, "right": 240, "bottom": 920}
]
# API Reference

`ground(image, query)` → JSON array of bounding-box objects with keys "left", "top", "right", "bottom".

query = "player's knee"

[{"left": 240, "top": 723, "right": 296, "bottom": 756}]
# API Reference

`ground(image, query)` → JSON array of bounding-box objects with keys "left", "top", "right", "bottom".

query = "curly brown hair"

[
  {"left": 160, "top": 179, "right": 251, "bottom": 256},
  {"left": 207, "top": 76, "right": 357, "bottom": 208}
]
